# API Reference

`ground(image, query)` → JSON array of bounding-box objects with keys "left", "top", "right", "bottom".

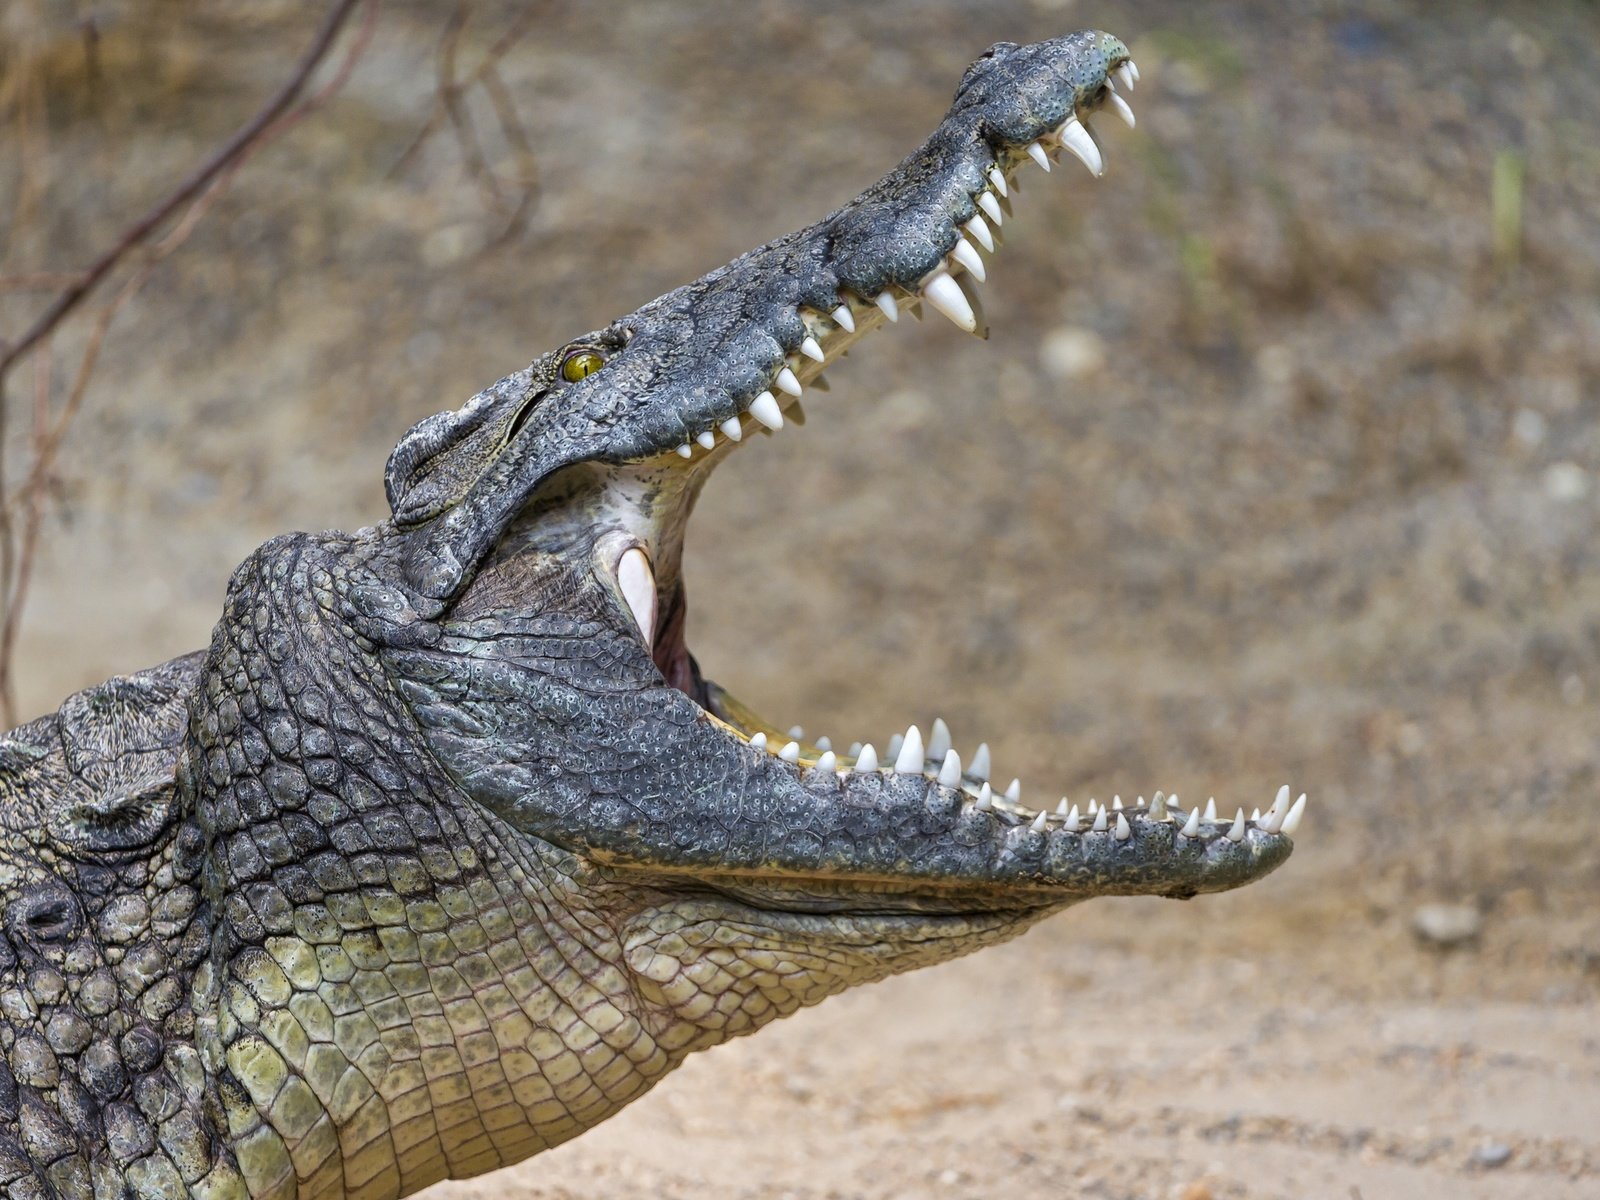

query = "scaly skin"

[{"left": 0, "top": 31, "right": 1304, "bottom": 1199}]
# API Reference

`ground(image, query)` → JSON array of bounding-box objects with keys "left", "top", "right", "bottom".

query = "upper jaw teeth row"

[
  {"left": 669, "top": 62, "right": 1140, "bottom": 460},
  {"left": 748, "top": 715, "right": 1307, "bottom": 839}
]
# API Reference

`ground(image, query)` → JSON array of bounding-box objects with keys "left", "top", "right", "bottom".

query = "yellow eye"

[{"left": 561, "top": 349, "right": 604, "bottom": 382}]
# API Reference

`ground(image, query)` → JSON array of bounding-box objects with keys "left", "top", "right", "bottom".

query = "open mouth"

[{"left": 601, "top": 58, "right": 1308, "bottom": 850}]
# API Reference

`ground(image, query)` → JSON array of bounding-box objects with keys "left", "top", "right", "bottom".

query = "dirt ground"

[{"left": 3, "top": 1, "right": 1597, "bottom": 1197}]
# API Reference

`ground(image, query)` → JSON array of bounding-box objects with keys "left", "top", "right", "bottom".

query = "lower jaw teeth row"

[{"left": 745, "top": 721, "right": 1308, "bottom": 838}]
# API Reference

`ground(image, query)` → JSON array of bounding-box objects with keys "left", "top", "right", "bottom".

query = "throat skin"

[{"left": 0, "top": 30, "right": 1301, "bottom": 1200}]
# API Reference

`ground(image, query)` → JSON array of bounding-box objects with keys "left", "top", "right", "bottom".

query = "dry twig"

[{"left": 0, "top": 0, "right": 374, "bottom": 721}]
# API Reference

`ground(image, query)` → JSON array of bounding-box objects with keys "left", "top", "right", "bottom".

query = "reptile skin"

[{"left": 0, "top": 31, "right": 1302, "bottom": 1199}]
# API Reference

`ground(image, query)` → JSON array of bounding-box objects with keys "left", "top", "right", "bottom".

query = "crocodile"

[{"left": 0, "top": 29, "right": 1307, "bottom": 1200}]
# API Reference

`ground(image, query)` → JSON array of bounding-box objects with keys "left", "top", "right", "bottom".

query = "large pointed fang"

[
  {"left": 1226, "top": 809, "right": 1246, "bottom": 842},
  {"left": 800, "top": 336, "right": 825, "bottom": 362},
  {"left": 775, "top": 366, "right": 803, "bottom": 396},
  {"left": 963, "top": 214, "right": 994, "bottom": 252},
  {"left": 1280, "top": 793, "right": 1308, "bottom": 836},
  {"left": 937, "top": 750, "right": 962, "bottom": 788},
  {"left": 922, "top": 271, "right": 977, "bottom": 333},
  {"left": 1114, "top": 812, "right": 1131, "bottom": 840},
  {"left": 855, "top": 743, "right": 879, "bottom": 773},
  {"left": 719, "top": 416, "right": 743, "bottom": 441},
  {"left": 1113, "top": 63, "right": 1136, "bottom": 92},
  {"left": 696, "top": 430, "right": 716, "bottom": 450},
  {"left": 987, "top": 165, "right": 1008, "bottom": 197},
  {"left": 616, "top": 548, "right": 656, "bottom": 651},
  {"left": 875, "top": 291, "right": 900, "bottom": 322},
  {"left": 975, "top": 191, "right": 1004, "bottom": 226},
  {"left": 950, "top": 237, "right": 987, "bottom": 281},
  {"left": 1056, "top": 118, "right": 1104, "bottom": 176},
  {"left": 749, "top": 391, "right": 784, "bottom": 430},
  {"left": 1026, "top": 140, "right": 1052, "bottom": 171},
  {"left": 1104, "top": 87, "right": 1136, "bottom": 129},
  {"left": 894, "top": 725, "right": 924, "bottom": 774},
  {"left": 831, "top": 303, "right": 856, "bottom": 333}
]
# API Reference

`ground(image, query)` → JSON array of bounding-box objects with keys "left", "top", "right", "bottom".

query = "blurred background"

[{"left": 2, "top": 1, "right": 1596, "bottom": 1196}]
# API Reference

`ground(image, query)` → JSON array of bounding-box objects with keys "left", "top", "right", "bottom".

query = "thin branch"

[
  {"left": 0, "top": 0, "right": 377, "bottom": 721},
  {"left": 0, "top": 0, "right": 363, "bottom": 384}
]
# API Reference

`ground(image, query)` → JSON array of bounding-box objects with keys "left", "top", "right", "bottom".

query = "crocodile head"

[
  {"left": 162, "top": 29, "right": 1308, "bottom": 1196},
  {"left": 372, "top": 32, "right": 1301, "bottom": 1052}
]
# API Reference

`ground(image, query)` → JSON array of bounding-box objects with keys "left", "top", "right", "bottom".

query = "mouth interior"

[{"left": 592, "top": 68, "right": 1305, "bottom": 845}]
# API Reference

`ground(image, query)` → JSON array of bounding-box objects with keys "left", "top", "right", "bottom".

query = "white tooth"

[
  {"left": 847, "top": 741, "right": 862, "bottom": 757},
  {"left": 953, "top": 272, "right": 987, "bottom": 339},
  {"left": 1180, "top": 808, "right": 1200, "bottom": 837},
  {"left": 1087, "top": 798, "right": 1098, "bottom": 814},
  {"left": 696, "top": 430, "right": 717, "bottom": 450},
  {"left": 922, "top": 271, "right": 977, "bottom": 333},
  {"left": 1280, "top": 794, "right": 1308, "bottom": 836},
  {"left": 788, "top": 725, "right": 805, "bottom": 739},
  {"left": 1226, "top": 809, "right": 1246, "bottom": 841},
  {"left": 974, "top": 782, "right": 993, "bottom": 810},
  {"left": 1004, "top": 778, "right": 1021, "bottom": 803},
  {"left": 775, "top": 366, "right": 803, "bottom": 396},
  {"left": 976, "top": 191, "right": 1004, "bottom": 226},
  {"left": 719, "top": 415, "right": 744, "bottom": 441},
  {"left": 814, "top": 736, "right": 832, "bottom": 751},
  {"left": 749, "top": 390, "right": 784, "bottom": 429},
  {"left": 949, "top": 237, "right": 987, "bottom": 282},
  {"left": 1091, "top": 807, "right": 1108, "bottom": 832},
  {"left": 1114, "top": 812, "right": 1131, "bottom": 840},
  {"left": 986, "top": 165, "right": 1008, "bottom": 197},
  {"left": 676, "top": 443, "right": 693, "bottom": 458},
  {"left": 1024, "top": 809, "right": 1045, "bottom": 833},
  {"left": 1250, "top": 808, "right": 1262, "bottom": 823},
  {"left": 1112, "top": 795, "right": 1124, "bottom": 810},
  {"left": 1064, "top": 805, "right": 1081, "bottom": 832},
  {"left": 1055, "top": 798, "right": 1070, "bottom": 815},
  {"left": 1056, "top": 118, "right": 1104, "bottom": 176},
  {"left": 1113, "top": 63, "right": 1135, "bottom": 92},
  {"left": 937, "top": 750, "right": 962, "bottom": 788},
  {"left": 815, "top": 750, "right": 837, "bottom": 772},
  {"left": 969, "top": 742, "right": 991, "bottom": 782},
  {"left": 1026, "top": 140, "right": 1052, "bottom": 171},
  {"left": 1203, "top": 798, "right": 1218, "bottom": 823},
  {"left": 928, "top": 718, "right": 952, "bottom": 761},
  {"left": 875, "top": 291, "right": 900, "bottom": 322},
  {"left": 963, "top": 214, "right": 994, "bottom": 252},
  {"left": 750, "top": 732, "right": 768, "bottom": 750},
  {"left": 1271, "top": 784, "right": 1291, "bottom": 816},
  {"left": 616, "top": 547, "right": 657, "bottom": 651},
  {"left": 855, "top": 743, "right": 879, "bottom": 772},
  {"left": 894, "top": 725, "right": 924, "bottom": 774},
  {"left": 887, "top": 733, "right": 904, "bottom": 760},
  {"left": 1105, "top": 88, "right": 1136, "bottom": 129},
  {"left": 830, "top": 303, "right": 856, "bottom": 333},
  {"left": 1149, "top": 794, "right": 1168, "bottom": 821},
  {"left": 1128, "top": 59, "right": 1141, "bottom": 83},
  {"left": 800, "top": 336, "right": 825, "bottom": 362},
  {"left": 780, "top": 741, "right": 800, "bottom": 763}
]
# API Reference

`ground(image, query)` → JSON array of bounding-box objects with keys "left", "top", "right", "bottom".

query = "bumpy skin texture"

[{"left": 0, "top": 31, "right": 1296, "bottom": 1200}]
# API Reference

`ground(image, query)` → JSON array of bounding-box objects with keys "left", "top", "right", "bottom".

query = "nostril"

[{"left": 10, "top": 886, "right": 80, "bottom": 946}]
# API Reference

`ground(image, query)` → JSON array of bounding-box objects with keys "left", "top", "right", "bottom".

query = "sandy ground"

[{"left": 3, "top": 1, "right": 1597, "bottom": 1196}]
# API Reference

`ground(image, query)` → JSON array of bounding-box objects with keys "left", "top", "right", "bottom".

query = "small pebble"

[
  {"left": 1412, "top": 903, "right": 1482, "bottom": 947},
  {"left": 1472, "top": 1140, "right": 1512, "bottom": 1169}
]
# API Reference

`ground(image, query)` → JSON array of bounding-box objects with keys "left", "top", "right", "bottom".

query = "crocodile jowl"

[{"left": 0, "top": 31, "right": 1306, "bottom": 1200}]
